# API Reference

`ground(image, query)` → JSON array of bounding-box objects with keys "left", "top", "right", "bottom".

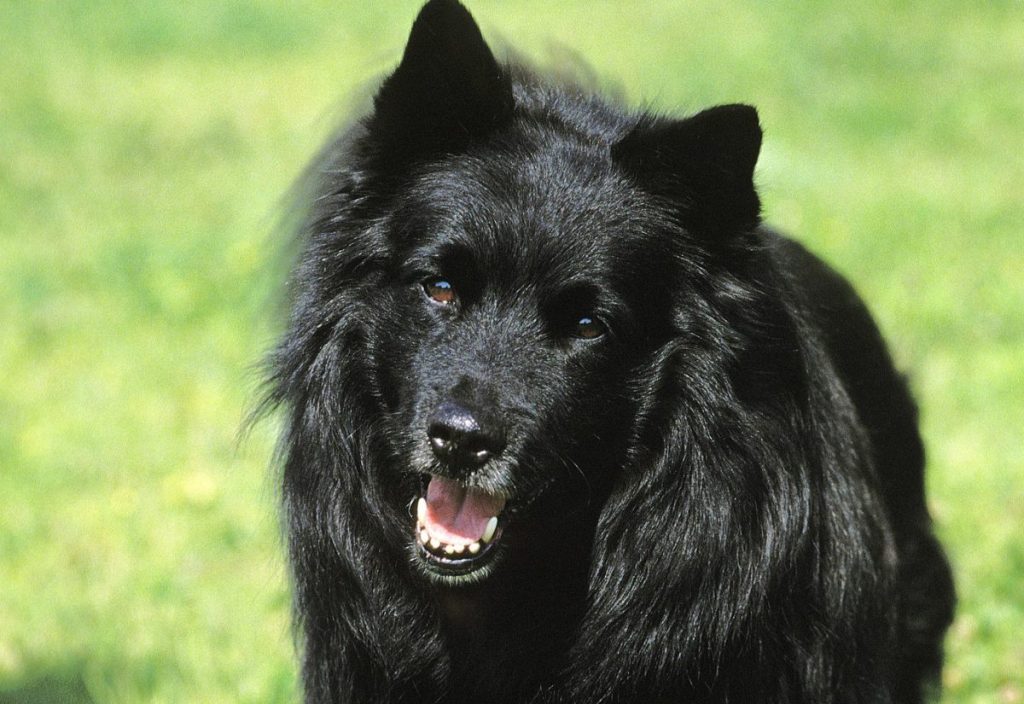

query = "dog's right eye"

[{"left": 422, "top": 277, "right": 457, "bottom": 306}]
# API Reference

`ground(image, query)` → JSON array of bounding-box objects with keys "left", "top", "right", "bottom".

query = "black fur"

[{"left": 264, "top": 2, "right": 954, "bottom": 702}]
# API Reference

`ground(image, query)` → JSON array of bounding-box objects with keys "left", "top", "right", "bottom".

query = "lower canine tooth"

[
  {"left": 481, "top": 516, "right": 498, "bottom": 543},
  {"left": 416, "top": 498, "right": 427, "bottom": 522},
  {"left": 468, "top": 542, "right": 481, "bottom": 554}
]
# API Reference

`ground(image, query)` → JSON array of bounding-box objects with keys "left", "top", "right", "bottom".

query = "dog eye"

[
  {"left": 422, "top": 277, "right": 457, "bottom": 306},
  {"left": 573, "top": 316, "right": 605, "bottom": 340}
]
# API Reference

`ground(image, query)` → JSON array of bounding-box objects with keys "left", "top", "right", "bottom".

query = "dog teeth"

[
  {"left": 415, "top": 513, "right": 500, "bottom": 557},
  {"left": 481, "top": 516, "right": 498, "bottom": 543},
  {"left": 416, "top": 498, "right": 427, "bottom": 523}
]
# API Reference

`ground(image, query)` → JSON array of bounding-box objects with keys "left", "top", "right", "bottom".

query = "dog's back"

[{"left": 773, "top": 232, "right": 955, "bottom": 699}]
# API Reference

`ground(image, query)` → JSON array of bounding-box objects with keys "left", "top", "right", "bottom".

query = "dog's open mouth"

[{"left": 413, "top": 475, "right": 508, "bottom": 580}]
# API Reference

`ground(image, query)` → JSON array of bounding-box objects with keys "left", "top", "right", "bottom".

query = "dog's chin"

[
  {"left": 411, "top": 530, "right": 507, "bottom": 587},
  {"left": 410, "top": 473, "right": 513, "bottom": 587}
]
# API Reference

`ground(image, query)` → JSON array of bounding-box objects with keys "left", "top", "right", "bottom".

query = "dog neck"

[{"left": 429, "top": 511, "right": 597, "bottom": 698}]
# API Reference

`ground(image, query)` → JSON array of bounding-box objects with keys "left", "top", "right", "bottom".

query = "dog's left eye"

[
  {"left": 422, "top": 277, "right": 457, "bottom": 306},
  {"left": 573, "top": 316, "right": 606, "bottom": 340}
]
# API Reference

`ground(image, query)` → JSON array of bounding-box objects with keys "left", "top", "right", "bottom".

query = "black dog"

[{"left": 266, "top": 1, "right": 954, "bottom": 701}]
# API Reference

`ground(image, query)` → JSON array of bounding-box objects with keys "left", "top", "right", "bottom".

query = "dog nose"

[{"left": 427, "top": 401, "right": 506, "bottom": 467}]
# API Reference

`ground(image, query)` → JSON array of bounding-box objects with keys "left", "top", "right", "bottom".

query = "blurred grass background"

[{"left": 1, "top": 1, "right": 1020, "bottom": 702}]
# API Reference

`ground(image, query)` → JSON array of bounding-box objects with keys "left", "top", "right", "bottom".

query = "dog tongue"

[{"left": 423, "top": 476, "right": 505, "bottom": 544}]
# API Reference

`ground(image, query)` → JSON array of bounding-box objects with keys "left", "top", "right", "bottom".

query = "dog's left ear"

[
  {"left": 612, "top": 104, "right": 762, "bottom": 235},
  {"left": 368, "top": 0, "right": 514, "bottom": 167}
]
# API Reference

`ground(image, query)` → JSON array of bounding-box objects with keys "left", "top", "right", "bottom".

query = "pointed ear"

[
  {"left": 612, "top": 104, "right": 763, "bottom": 235},
  {"left": 368, "top": 0, "right": 514, "bottom": 168}
]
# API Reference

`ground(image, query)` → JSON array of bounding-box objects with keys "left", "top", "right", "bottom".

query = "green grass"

[{"left": 1, "top": 1, "right": 1020, "bottom": 701}]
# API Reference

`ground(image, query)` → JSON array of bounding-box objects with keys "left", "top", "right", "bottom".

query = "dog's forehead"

[{"left": 408, "top": 137, "right": 658, "bottom": 279}]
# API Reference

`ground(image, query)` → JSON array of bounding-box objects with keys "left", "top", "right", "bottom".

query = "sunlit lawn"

[{"left": 2, "top": 1, "right": 1021, "bottom": 702}]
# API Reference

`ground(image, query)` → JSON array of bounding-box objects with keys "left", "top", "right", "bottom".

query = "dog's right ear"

[{"left": 367, "top": 0, "right": 514, "bottom": 169}]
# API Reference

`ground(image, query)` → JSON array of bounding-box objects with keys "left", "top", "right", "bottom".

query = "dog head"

[{"left": 284, "top": 0, "right": 762, "bottom": 586}]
